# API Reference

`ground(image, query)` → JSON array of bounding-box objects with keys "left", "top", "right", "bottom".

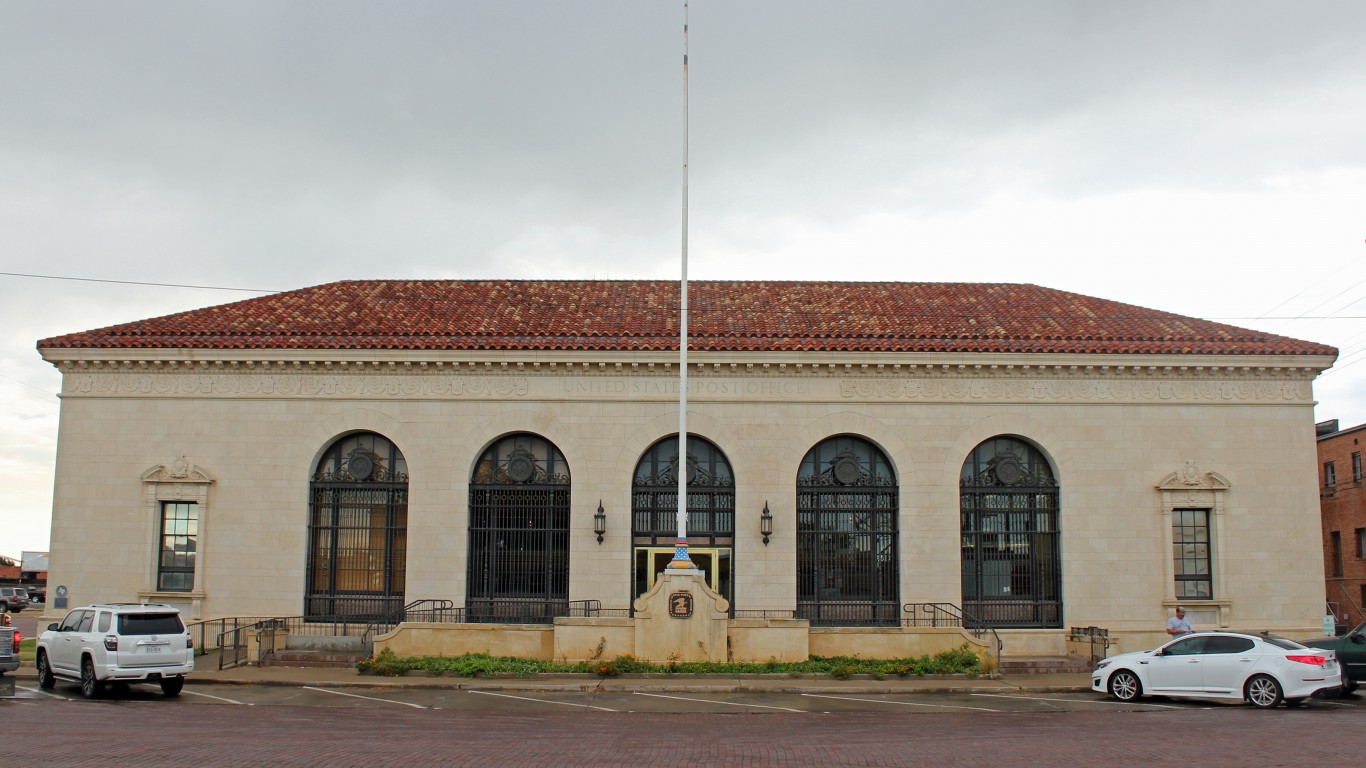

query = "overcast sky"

[{"left": 3, "top": 1, "right": 1365, "bottom": 556}]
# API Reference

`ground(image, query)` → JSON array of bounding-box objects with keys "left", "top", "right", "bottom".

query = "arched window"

[
  {"left": 467, "top": 433, "right": 570, "bottom": 623},
  {"left": 631, "top": 435, "right": 735, "bottom": 611},
  {"left": 307, "top": 432, "right": 408, "bottom": 621},
  {"left": 960, "top": 436, "right": 1061, "bottom": 628},
  {"left": 796, "top": 436, "right": 898, "bottom": 626}
]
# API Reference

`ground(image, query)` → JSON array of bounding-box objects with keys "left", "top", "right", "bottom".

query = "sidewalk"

[
  {"left": 184, "top": 657, "right": 1095, "bottom": 695},
  {"left": 9, "top": 652, "right": 1095, "bottom": 695}
]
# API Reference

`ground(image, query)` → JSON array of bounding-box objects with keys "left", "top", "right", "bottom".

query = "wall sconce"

[
  {"left": 594, "top": 500, "right": 607, "bottom": 544},
  {"left": 760, "top": 501, "right": 773, "bottom": 546}
]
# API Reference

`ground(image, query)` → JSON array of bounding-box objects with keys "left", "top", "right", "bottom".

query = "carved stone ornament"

[
  {"left": 1156, "top": 464, "right": 1231, "bottom": 491},
  {"left": 141, "top": 460, "right": 215, "bottom": 485}
]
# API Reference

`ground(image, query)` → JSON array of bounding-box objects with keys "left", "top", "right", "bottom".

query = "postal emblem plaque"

[{"left": 669, "top": 591, "right": 694, "bottom": 618}]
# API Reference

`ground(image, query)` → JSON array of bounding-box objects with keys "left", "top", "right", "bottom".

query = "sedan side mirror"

[
  {"left": 46, "top": 623, "right": 58, "bottom": 632},
  {"left": 1350, "top": 632, "right": 1365, "bottom": 644}
]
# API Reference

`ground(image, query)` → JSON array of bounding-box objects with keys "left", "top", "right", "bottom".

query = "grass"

[
  {"left": 357, "top": 643, "right": 984, "bottom": 678},
  {"left": 18, "top": 638, "right": 35, "bottom": 663}
]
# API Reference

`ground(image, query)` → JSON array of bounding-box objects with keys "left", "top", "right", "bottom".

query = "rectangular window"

[
  {"left": 1354, "top": 452, "right": 1363, "bottom": 483},
  {"left": 157, "top": 501, "right": 198, "bottom": 592},
  {"left": 1172, "top": 508, "right": 1213, "bottom": 599},
  {"left": 1331, "top": 531, "right": 1343, "bottom": 578},
  {"left": 1325, "top": 461, "right": 1337, "bottom": 488},
  {"left": 1358, "top": 528, "right": 1365, "bottom": 559}
]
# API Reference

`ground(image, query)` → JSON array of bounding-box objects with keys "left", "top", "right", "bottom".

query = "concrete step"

[
  {"left": 1000, "top": 655, "right": 1093, "bottom": 675},
  {"left": 259, "top": 650, "right": 368, "bottom": 668}
]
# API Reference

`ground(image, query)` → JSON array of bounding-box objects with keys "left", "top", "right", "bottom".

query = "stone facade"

[{"left": 39, "top": 347, "right": 1333, "bottom": 653}]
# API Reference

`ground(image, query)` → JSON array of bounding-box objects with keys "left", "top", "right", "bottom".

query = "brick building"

[{"left": 1317, "top": 419, "right": 1366, "bottom": 630}]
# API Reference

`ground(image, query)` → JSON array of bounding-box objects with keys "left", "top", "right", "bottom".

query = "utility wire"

[{"left": 0, "top": 271, "right": 279, "bottom": 294}]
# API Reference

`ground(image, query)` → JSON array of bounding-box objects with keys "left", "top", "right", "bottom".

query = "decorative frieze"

[
  {"left": 57, "top": 361, "right": 1316, "bottom": 404},
  {"left": 839, "top": 377, "right": 1312, "bottom": 403}
]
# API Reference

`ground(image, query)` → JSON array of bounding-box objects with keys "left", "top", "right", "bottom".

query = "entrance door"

[{"left": 634, "top": 547, "right": 731, "bottom": 598}]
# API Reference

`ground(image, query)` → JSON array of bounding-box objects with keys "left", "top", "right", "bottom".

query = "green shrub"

[{"left": 355, "top": 643, "right": 983, "bottom": 679}]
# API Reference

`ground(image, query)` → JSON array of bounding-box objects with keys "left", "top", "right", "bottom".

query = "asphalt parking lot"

[{"left": 5, "top": 677, "right": 1362, "bottom": 714}]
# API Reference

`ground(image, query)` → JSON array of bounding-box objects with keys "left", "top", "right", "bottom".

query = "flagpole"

[{"left": 669, "top": 0, "right": 695, "bottom": 572}]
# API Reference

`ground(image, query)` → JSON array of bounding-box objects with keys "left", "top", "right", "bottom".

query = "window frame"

[
  {"left": 156, "top": 501, "right": 199, "bottom": 592},
  {"left": 138, "top": 460, "right": 215, "bottom": 619},
  {"left": 1157, "top": 467, "right": 1232, "bottom": 626},
  {"left": 1353, "top": 452, "right": 1363, "bottom": 483},
  {"left": 1172, "top": 507, "right": 1214, "bottom": 600},
  {"left": 1325, "top": 461, "right": 1337, "bottom": 488}
]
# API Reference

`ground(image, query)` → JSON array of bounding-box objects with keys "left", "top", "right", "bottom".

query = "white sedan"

[{"left": 1092, "top": 631, "right": 1343, "bottom": 708}]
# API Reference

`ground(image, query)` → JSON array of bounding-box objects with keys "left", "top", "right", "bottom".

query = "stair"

[
  {"left": 999, "top": 655, "right": 1094, "bottom": 675},
  {"left": 259, "top": 650, "right": 369, "bottom": 668}
]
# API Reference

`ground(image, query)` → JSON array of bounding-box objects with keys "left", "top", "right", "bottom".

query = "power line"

[{"left": 0, "top": 272, "right": 279, "bottom": 294}]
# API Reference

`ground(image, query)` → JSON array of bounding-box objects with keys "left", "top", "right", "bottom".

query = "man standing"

[{"left": 1166, "top": 606, "right": 1194, "bottom": 637}]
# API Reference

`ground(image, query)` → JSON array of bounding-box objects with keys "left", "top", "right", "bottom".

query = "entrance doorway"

[{"left": 634, "top": 546, "right": 731, "bottom": 599}]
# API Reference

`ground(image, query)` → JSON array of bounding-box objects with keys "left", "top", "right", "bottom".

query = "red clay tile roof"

[{"left": 37, "top": 280, "right": 1337, "bottom": 356}]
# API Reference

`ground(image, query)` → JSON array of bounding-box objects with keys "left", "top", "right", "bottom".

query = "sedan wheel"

[
  {"left": 1108, "top": 670, "right": 1142, "bottom": 702},
  {"left": 36, "top": 652, "right": 55, "bottom": 689},
  {"left": 1246, "top": 674, "right": 1283, "bottom": 709},
  {"left": 80, "top": 658, "right": 104, "bottom": 700}
]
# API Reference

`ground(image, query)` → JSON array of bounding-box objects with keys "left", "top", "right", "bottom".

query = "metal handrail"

[
  {"left": 362, "top": 599, "right": 457, "bottom": 645},
  {"left": 902, "top": 602, "right": 1003, "bottom": 665}
]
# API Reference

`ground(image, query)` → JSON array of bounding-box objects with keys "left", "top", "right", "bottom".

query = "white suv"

[{"left": 36, "top": 603, "right": 194, "bottom": 698}]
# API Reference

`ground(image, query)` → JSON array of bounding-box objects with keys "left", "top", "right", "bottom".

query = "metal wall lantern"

[
  {"left": 594, "top": 500, "right": 607, "bottom": 544},
  {"left": 760, "top": 501, "right": 773, "bottom": 545}
]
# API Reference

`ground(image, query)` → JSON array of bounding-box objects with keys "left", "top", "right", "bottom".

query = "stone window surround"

[
  {"left": 138, "top": 458, "right": 214, "bottom": 620},
  {"left": 1158, "top": 464, "right": 1232, "bottom": 628}
]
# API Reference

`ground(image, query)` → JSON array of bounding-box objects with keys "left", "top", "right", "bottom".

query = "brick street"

[{"left": 4, "top": 698, "right": 1363, "bottom": 767}]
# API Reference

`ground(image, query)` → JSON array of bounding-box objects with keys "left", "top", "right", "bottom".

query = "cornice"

[{"left": 55, "top": 358, "right": 1319, "bottom": 405}]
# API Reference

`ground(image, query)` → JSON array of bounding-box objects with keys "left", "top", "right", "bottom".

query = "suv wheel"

[
  {"left": 80, "top": 657, "right": 104, "bottom": 700},
  {"left": 160, "top": 676, "right": 184, "bottom": 697},
  {"left": 36, "top": 652, "right": 55, "bottom": 689}
]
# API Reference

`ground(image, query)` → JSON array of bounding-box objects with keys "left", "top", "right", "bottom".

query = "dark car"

[{"left": 1303, "top": 620, "right": 1365, "bottom": 694}]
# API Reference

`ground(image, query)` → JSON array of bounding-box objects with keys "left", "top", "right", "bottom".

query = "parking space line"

[
  {"left": 802, "top": 693, "right": 1002, "bottom": 712},
  {"left": 15, "top": 684, "right": 75, "bottom": 701},
  {"left": 184, "top": 689, "right": 251, "bottom": 705},
  {"left": 468, "top": 690, "right": 618, "bottom": 712},
  {"left": 302, "top": 686, "right": 427, "bottom": 709},
  {"left": 634, "top": 692, "right": 806, "bottom": 712},
  {"left": 970, "top": 693, "right": 1180, "bottom": 709}
]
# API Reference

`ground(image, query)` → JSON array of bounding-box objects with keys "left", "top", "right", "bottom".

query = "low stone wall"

[
  {"left": 375, "top": 619, "right": 1003, "bottom": 664},
  {"left": 551, "top": 618, "right": 635, "bottom": 662},
  {"left": 375, "top": 622, "right": 554, "bottom": 660},
  {"left": 810, "top": 626, "right": 989, "bottom": 660},
  {"left": 728, "top": 618, "right": 810, "bottom": 663}
]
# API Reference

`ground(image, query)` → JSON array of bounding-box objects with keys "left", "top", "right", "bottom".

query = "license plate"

[{"left": 146, "top": 646, "right": 161, "bottom": 654}]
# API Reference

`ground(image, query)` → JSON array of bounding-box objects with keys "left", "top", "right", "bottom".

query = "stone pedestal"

[{"left": 632, "top": 569, "right": 729, "bottom": 663}]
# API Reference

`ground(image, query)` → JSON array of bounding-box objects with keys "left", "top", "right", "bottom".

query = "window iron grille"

[
  {"left": 467, "top": 434, "right": 571, "bottom": 612},
  {"left": 796, "top": 436, "right": 899, "bottom": 626},
  {"left": 960, "top": 437, "right": 1061, "bottom": 628},
  {"left": 306, "top": 432, "right": 408, "bottom": 622}
]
